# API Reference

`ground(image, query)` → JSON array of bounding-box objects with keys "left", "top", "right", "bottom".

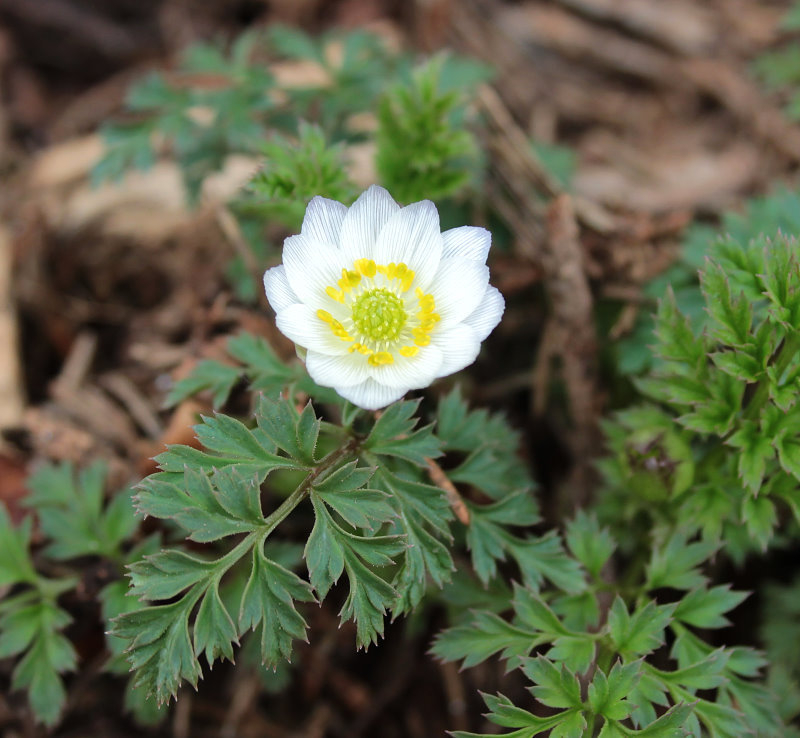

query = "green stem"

[
  {"left": 203, "top": 438, "right": 363, "bottom": 588},
  {"left": 260, "top": 437, "right": 361, "bottom": 539}
]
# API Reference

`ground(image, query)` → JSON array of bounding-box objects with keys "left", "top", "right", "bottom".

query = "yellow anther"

[
  {"left": 355, "top": 258, "right": 376, "bottom": 277},
  {"left": 386, "top": 263, "right": 397, "bottom": 280},
  {"left": 368, "top": 351, "right": 394, "bottom": 366},
  {"left": 326, "top": 286, "right": 344, "bottom": 303},
  {"left": 413, "top": 329, "right": 431, "bottom": 347},
  {"left": 419, "top": 294, "right": 436, "bottom": 313},
  {"left": 399, "top": 346, "right": 419, "bottom": 357},
  {"left": 401, "top": 270, "right": 415, "bottom": 292},
  {"left": 420, "top": 316, "right": 439, "bottom": 331},
  {"left": 348, "top": 343, "right": 373, "bottom": 355},
  {"left": 326, "top": 318, "right": 353, "bottom": 342},
  {"left": 338, "top": 268, "right": 361, "bottom": 292},
  {"left": 317, "top": 309, "right": 333, "bottom": 323}
]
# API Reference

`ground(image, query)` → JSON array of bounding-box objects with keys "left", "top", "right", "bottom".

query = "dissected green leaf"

[
  {"left": 112, "top": 597, "right": 202, "bottom": 704},
  {"left": 0, "top": 508, "right": 36, "bottom": 586},
  {"left": 306, "top": 494, "right": 404, "bottom": 646},
  {"left": 432, "top": 610, "right": 539, "bottom": 669},
  {"left": 673, "top": 586, "right": 748, "bottom": 629},
  {"left": 239, "top": 545, "right": 315, "bottom": 666},
  {"left": 522, "top": 656, "right": 583, "bottom": 710},
  {"left": 364, "top": 400, "right": 442, "bottom": 465},
  {"left": 565, "top": 511, "right": 615, "bottom": 579},
  {"left": 166, "top": 360, "right": 240, "bottom": 409},
  {"left": 608, "top": 598, "right": 674, "bottom": 658},
  {"left": 645, "top": 533, "right": 716, "bottom": 591}
]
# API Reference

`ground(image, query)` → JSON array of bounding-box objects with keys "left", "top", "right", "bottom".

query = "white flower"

[{"left": 263, "top": 185, "right": 505, "bottom": 410}]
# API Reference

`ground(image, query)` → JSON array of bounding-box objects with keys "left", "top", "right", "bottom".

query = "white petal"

[
  {"left": 336, "top": 378, "right": 407, "bottom": 410},
  {"left": 430, "top": 257, "right": 490, "bottom": 329},
  {"left": 276, "top": 304, "right": 350, "bottom": 356},
  {"left": 306, "top": 351, "right": 372, "bottom": 387},
  {"left": 282, "top": 234, "right": 345, "bottom": 310},
  {"left": 263, "top": 265, "right": 299, "bottom": 314},
  {"left": 374, "top": 200, "right": 443, "bottom": 291},
  {"left": 442, "top": 226, "right": 491, "bottom": 263},
  {"left": 339, "top": 185, "right": 400, "bottom": 263},
  {"left": 432, "top": 323, "right": 482, "bottom": 377},
  {"left": 301, "top": 196, "right": 347, "bottom": 248},
  {"left": 372, "top": 345, "right": 444, "bottom": 390},
  {"left": 463, "top": 285, "right": 505, "bottom": 341}
]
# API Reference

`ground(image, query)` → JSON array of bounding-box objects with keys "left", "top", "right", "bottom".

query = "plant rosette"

[{"left": 263, "top": 185, "right": 504, "bottom": 408}]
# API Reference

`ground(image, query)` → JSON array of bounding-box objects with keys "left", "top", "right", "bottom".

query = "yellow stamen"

[
  {"left": 337, "top": 268, "right": 361, "bottom": 292},
  {"left": 317, "top": 309, "right": 333, "bottom": 323},
  {"left": 368, "top": 351, "right": 394, "bottom": 366},
  {"left": 399, "top": 346, "right": 419, "bottom": 357},
  {"left": 419, "top": 295, "right": 436, "bottom": 313},
  {"left": 326, "top": 286, "right": 344, "bottom": 303},
  {"left": 348, "top": 343, "right": 374, "bottom": 355},
  {"left": 401, "top": 270, "right": 415, "bottom": 292},
  {"left": 355, "top": 258, "right": 376, "bottom": 277},
  {"left": 413, "top": 329, "right": 431, "bottom": 346},
  {"left": 420, "top": 315, "right": 440, "bottom": 331}
]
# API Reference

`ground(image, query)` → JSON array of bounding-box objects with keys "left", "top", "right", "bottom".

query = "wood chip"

[
  {"left": 0, "top": 224, "right": 25, "bottom": 436},
  {"left": 552, "top": 0, "right": 717, "bottom": 55}
]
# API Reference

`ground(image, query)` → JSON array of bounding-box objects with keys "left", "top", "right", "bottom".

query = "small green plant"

[
  {"left": 96, "top": 28, "right": 489, "bottom": 303},
  {"left": 242, "top": 122, "right": 357, "bottom": 231},
  {"left": 434, "top": 514, "right": 781, "bottom": 737},
  {"left": 112, "top": 337, "right": 571, "bottom": 703},
  {"left": 617, "top": 187, "right": 800, "bottom": 374},
  {"left": 0, "top": 462, "right": 153, "bottom": 726},
  {"left": 600, "top": 234, "right": 800, "bottom": 560},
  {"left": 376, "top": 54, "right": 490, "bottom": 203}
]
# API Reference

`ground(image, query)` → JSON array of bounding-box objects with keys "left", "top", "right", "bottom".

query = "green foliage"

[
  {"left": 165, "top": 331, "right": 304, "bottom": 409},
  {"left": 242, "top": 122, "right": 357, "bottom": 231},
  {"left": 753, "top": 3, "right": 800, "bottom": 120},
  {"left": 376, "top": 54, "right": 489, "bottom": 203},
  {"left": 0, "top": 464, "right": 149, "bottom": 726},
  {"left": 617, "top": 187, "right": 800, "bottom": 375},
  {"left": 94, "top": 26, "right": 405, "bottom": 200},
  {"left": 85, "top": 44, "right": 800, "bottom": 728},
  {"left": 98, "top": 26, "right": 491, "bottom": 302},
  {"left": 760, "top": 577, "right": 800, "bottom": 730},
  {"left": 116, "top": 338, "right": 565, "bottom": 708},
  {"left": 26, "top": 461, "right": 138, "bottom": 560},
  {"left": 94, "top": 30, "right": 275, "bottom": 202},
  {"left": 531, "top": 141, "right": 577, "bottom": 190},
  {"left": 435, "top": 518, "right": 781, "bottom": 737},
  {"left": 600, "top": 234, "right": 800, "bottom": 553}
]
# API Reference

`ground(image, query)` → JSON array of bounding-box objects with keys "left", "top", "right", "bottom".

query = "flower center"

[
  {"left": 351, "top": 288, "right": 407, "bottom": 341},
  {"left": 317, "top": 258, "right": 440, "bottom": 366}
]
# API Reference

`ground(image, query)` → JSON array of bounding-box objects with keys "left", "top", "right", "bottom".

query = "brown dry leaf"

[
  {"left": 0, "top": 453, "right": 28, "bottom": 524},
  {"left": 574, "top": 144, "right": 760, "bottom": 213},
  {"left": 23, "top": 406, "right": 96, "bottom": 463},
  {"left": 552, "top": 0, "right": 717, "bottom": 55}
]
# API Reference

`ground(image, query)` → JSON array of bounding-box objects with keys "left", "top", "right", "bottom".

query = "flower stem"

[{"left": 260, "top": 437, "right": 362, "bottom": 539}]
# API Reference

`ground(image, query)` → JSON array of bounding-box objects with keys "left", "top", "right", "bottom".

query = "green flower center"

[{"left": 351, "top": 288, "right": 407, "bottom": 341}]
